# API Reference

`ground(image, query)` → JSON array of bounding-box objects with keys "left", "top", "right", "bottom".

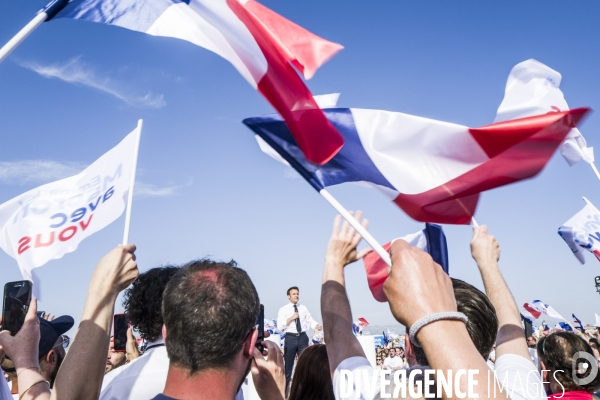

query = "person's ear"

[
  {"left": 242, "top": 329, "right": 258, "bottom": 360},
  {"left": 46, "top": 349, "right": 57, "bottom": 368},
  {"left": 162, "top": 325, "right": 167, "bottom": 343}
]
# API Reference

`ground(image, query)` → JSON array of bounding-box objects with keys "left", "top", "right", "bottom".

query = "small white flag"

[
  {"left": 0, "top": 125, "right": 140, "bottom": 288},
  {"left": 495, "top": 59, "right": 594, "bottom": 167},
  {"left": 558, "top": 199, "right": 600, "bottom": 264}
]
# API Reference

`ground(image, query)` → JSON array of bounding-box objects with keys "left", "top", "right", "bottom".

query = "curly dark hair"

[{"left": 123, "top": 266, "right": 179, "bottom": 342}]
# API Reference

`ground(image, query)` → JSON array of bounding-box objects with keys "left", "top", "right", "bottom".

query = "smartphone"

[
  {"left": 2, "top": 281, "right": 32, "bottom": 335},
  {"left": 255, "top": 304, "right": 264, "bottom": 352},
  {"left": 523, "top": 318, "right": 533, "bottom": 338},
  {"left": 113, "top": 314, "right": 129, "bottom": 352}
]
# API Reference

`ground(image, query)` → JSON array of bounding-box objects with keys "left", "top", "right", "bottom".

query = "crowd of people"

[{"left": 1, "top": 212, "right": 600, "bottom": 399}]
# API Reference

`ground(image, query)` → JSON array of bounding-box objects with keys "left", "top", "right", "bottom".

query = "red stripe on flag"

[
  {"left": 228, "top": 0, "right": 344, "bottom": 165},
  {"left": 363, "top": 242, "right": 391, "bottom": 302},
  {"left": 243, "top": 0, "right": 344, "bottom": 80},
  {"left": 523, "top": 303, "right": 542, "bottom": 319},
  {"left": 394, "top": 108, "right": 589, "bottom": 224}
]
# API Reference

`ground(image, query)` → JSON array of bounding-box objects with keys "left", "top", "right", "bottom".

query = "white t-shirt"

[
  {"left": 383, "top": 356, "right": 405, "bottom": 369},
  {"left": 494, "top": 353, "right": 545, "bottom": 400},
  {"left": 333, "top": 356, "right": 381, "bottom": 400},
  {"left": 100, "top": 338, "right": 169, "bottom": 400}
]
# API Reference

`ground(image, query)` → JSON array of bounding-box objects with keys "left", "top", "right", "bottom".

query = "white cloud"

[
  {"left": 0, "top": 160, "right": 86, "bottom": 185},
  {"left": 0, "top": 160, "right": 189, "bottom": 198},
  {"left": 134, "top": 179, "right": 193, "bottom": 198},
  {"left": 18, "top": 57, "right": 166, "bottom": 109}
]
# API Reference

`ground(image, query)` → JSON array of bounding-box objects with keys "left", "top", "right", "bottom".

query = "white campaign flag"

[
  {"left": 0, "top": 126, "right": 140, "bottom": 286},
  {"left": 495, "top": 59, "right": 594, "bottom": 166},
  {"left": 558, "top": 199, "right": 600, "bottom": 264}
]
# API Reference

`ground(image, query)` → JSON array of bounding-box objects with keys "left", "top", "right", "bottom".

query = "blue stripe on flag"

[
  {"left": 244, "top": 109, "right": 395, "bottom": 192},
  {"left": 424, "top": 223, "right": 449, "bottom": 275},
  {"left": 52, "top": 0, "right": 187, "bottom": 31}
]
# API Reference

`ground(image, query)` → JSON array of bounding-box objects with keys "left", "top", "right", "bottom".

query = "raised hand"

[
  {"left": 325, "top": 211, "right": 370, "bottom": 267},
  {"left": 470, "top": 225, "right": 500, "bottom": 268},
  {"left": 251, "top": 340, "right": 285, "bottom": 400}
]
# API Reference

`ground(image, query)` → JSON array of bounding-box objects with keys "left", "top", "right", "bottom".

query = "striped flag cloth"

[
  {"left": 246, "top": 105, "right": 588, "bottom": 224},
  {"left": 572, "top": 314, "right": 585, "bottom": 331},
  {"left": 50, "top": 0, "right": 344, "bottom": 164},
  {"left": 523, "top": 300, "right": 565, "bottom": 320},
  {"left": 558, "top": 200, "right": 600, "bottom": 264},
  {"left": 495, "top": 59, "right": 594, "bottom": 167},
  {"left": 362, "top": 224, "right": 448, "bottom": 302}
]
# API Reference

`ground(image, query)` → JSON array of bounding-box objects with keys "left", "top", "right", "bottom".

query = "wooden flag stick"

[
  {"left": 319, "top": 189, "right": 391, "bottom": 266},
  {"left": 122, "top": 120, "right": 142, "bottom": 245}
]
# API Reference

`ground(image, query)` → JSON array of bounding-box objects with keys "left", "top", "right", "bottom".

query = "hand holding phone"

[{"left": 2, "top": 281, "right": 32, "bottom": 335}]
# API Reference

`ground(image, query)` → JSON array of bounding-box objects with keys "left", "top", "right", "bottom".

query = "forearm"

[
  {"left": 419, "top": 320, "right": 508, "bottom": 399},
  {"left": 477, "top": 261, "right": 520, "bottom": 326},
  {"left": 321, "top": 259, "right": 350, "bottom": 340},
  {"left": 52, "top": 288, "right": 117, "bottom": 400},
  {"left": 17, "top": 368, "right": 51, "bottom": 400},
  {"left": 321, "top": 260, "right": 364, "bottom": 374}
]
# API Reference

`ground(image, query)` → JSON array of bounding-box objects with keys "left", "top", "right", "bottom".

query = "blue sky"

[{"left": 1, "top": 0, "right": 600, "bottom": 337}]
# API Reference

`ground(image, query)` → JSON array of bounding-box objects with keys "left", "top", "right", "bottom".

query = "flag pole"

[
  {"left": 0, "top": 0, "right": 69, "bottom": 64},
  {"left": 253, "top": 133, "right": 391, "bottom": 266},
  {"left": 589, "top": 163, "right": 600, "bottom": 183},
  {"left": 122, "top": 119, "right": 142, "bottom": 245},
  {"left": 471, "top": 217, "right": 479, "bottom": 227},
  {"left": 319, "top": 189, "right": 392, "bottom": 266}
]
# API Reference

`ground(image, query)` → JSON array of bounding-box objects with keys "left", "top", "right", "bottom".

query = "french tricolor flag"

[
  {"left": 362, "top": 224, "right": 448, "bottom": 302},
  {"left": 50, "top": 0, "right": 344, "bottom": 164},
  {"left": 246, "top": 106, "right": 588, "bottom": 224},
  {"left": 522, "top": 303, "right": 542, "bottom": 319}
]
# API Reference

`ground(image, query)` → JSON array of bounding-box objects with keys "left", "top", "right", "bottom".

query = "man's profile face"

[
  {"left": 287, "top": 289, "right": 299, "bottom": 304},
  {"left": 106, "top": 337, "right": 127, "bottom": 373},
  {"left": 526, "top": 336, "right": 536, "bottom": 347}
]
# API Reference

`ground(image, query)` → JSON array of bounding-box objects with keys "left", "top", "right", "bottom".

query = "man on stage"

[{"left": 277, "top": 286, "right": 322, "bottom": 387}]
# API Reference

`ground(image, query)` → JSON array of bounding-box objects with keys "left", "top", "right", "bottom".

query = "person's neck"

[
  {"left": 10, "top": 375, "right": 18, "bottom": 393},
  {"left": 163, "top": 364, "right": 241, "bottom": 400}
]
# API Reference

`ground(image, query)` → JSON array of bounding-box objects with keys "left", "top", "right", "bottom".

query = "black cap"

[{"left": 39, "top": 316, "right": 74, "bottom": 357}]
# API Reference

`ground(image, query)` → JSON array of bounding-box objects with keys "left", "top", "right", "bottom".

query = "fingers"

[
  {"left": 389, "top": 239, "right": 411, "bottom": 261},
  {"left": 121, "top": 244, "right": 137, "bottom": 254},
  {"left": 250, "top": 352, "right": 260, "bottom": 374},
  {"left": 332, "top": 214, "right": 342, "bottom": 236},
  {"left": 25, "top": 298, "right": 38, "bottom": 323},
  {"left": 356, "top": 248, "right": 372, "bottom": 260},
  {"left": 263, "top": 340, "right": 283, "bottom": 366},
  {"left": 126, "top": 327, "right": 134, "bottom": 340}
]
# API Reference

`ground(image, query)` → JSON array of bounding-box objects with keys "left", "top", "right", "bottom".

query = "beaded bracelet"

[
  {"left": 19, "top": 380, "right": 49, "bottom": 400},
  {"left": 409, "top": 312, "right": 468, "bottom": 347}
]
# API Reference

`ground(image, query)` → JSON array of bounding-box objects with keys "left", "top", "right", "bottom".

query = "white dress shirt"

[{"left": 276, "top": 302, "right": 318, "bottom": 334}]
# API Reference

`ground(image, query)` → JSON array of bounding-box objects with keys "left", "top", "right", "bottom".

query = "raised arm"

[
  {"left": 321, "top": 212, "right": 370, "bottom": 376},
  {"left": 383, "top": 240, "right": 508, "bottom": 399},
  {"left": 51, "top": 244, "right": 139, "bottom": 400},
  {"left": 470, "top": 225, "right": 531, "bottom": 361}
]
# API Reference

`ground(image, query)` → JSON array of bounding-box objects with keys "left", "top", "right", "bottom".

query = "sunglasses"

[{"left": 59, "top": 334, "right": 70, "bottom": 349}]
